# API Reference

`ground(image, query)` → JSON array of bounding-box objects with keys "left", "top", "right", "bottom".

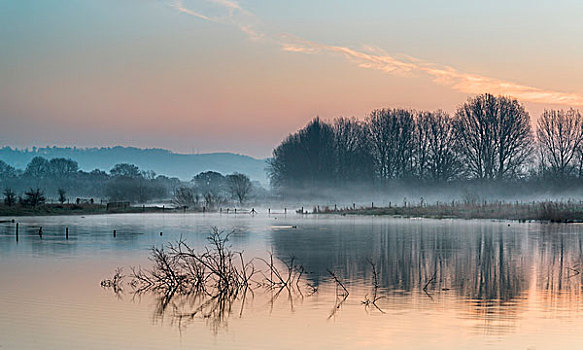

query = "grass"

[
  {"left": 0, "top": 203, "right": 177, "bottom": 217},
  {"left": 316, "top": 200, "right": 583, "bottom": 223}
]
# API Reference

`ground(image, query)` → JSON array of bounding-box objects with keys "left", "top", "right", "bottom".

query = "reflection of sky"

[
  {"left": 1, "top": 1, "right": 583, "bottom": 157},
  {"left": 2, "top": 214, "right": 583, "bottom": 348}
]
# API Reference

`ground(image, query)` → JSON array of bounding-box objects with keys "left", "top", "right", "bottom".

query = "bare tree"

[
  {"left": 537, "top": 109, "right": 583, "bottom": 178},
  {"left": 367, "top": 109, "right": 415, "bottom": 182},
  {"left": 227, "top": 173, "right": 252, "bottom": 205},
  {"left": 24, "top": 157, "right": 50, "bottom": 178},
  {"left": 3, "top": 188, "right": 16, "bottom": 207},
  {"left": 22, "top": 188, "right": 45, "bottom": 208},
  {"left": 49, "top": 158, "right": 79, "bottom": 177},
  {"left": 193, "top": 171, "right": 227, "bottom": 207},
  {"left": 332, "top": 117, "right": 373, "bottom": 183},
  {"left": 419, "top": 110, "right": 460, "bottom": 182},
  {"left": 110, "top": 163, "right": 142, "bottom": 178},
  {"left": 413, "top": 111, "right": 431, "bottom": 180},
  {"left": 58, "top": 188, "right": 67, "bottom": 204},
  {"left": 497, "top": 96, "right": 533, "bottom": 179},
  {"left": 172, "top": 186, "right": 199, "bottom": 208},
  {"left": 454, "top": 94, "right": 533, "bottom": 180},
  {"left": 0, "top": 160, "right": 16, "bottom": 178}
]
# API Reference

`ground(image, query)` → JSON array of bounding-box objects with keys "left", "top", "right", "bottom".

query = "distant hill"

[{"left": 0, "top": 146, "right": 269, "bottom": 184}]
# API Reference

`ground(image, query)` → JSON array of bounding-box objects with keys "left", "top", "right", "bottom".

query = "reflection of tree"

[
  {"left": 273, "top": 222, "right": 526, "bottom": 296},
  {"left": 103, "top": 228, "right": 317, "bottom": 333},
  {"left": 94, "top": 220, "right": 583, "bottom": 334},
  {"left": 271, "top": 221, "right": 531, "bottom": 317},
  {"left": 535, "top": 226, "right": 583, "bottom": 312},
  {"left": 455, "top": 232, "right": 527, "bottom": 302}
]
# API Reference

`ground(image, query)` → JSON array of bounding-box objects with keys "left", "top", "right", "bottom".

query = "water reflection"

[
  {"left": 92, "top": 218, "right": 583, "bottom": 336},
  {"left": 4, "top": 215, "right": 583, "bottom": 348},
  {"left": 271, "top": 220, "right": 583, "bottom": 334}
]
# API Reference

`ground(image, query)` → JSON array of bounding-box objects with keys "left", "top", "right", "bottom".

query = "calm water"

[{"left": 2, "top": 213, "right": 583, "bottom": 349}]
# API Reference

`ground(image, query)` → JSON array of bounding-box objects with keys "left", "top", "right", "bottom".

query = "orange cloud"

[{"left": 170, "top": 0, "right": 583, "bottom": 107}]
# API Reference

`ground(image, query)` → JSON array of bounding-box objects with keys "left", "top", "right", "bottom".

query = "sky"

[{"left": 1, "top": 0, "right": 583, "bottom": 158}]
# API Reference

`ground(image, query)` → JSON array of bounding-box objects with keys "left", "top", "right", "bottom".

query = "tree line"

[
  {"left": 268, "top": 93, "right": 583, "bottom": 191},
  {"left": 1, "top": 156, "right": 259, "bottom": 207}
]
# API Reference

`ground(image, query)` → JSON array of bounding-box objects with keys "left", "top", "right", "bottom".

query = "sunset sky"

[{"left": 1, "top": 0, "right": 583, "bottom": 157}]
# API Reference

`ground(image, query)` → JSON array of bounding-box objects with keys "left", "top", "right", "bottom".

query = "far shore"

[
  {"left": 3, "top": 200, "right": 583, "bottom": 223},
  {"left": 0, "top": 203, "right": 262, "bottom": 218},
  {"left": 0, "top": 203, "right": 184, "bottom": 217},
  {"left": 313, "top": 201, "right": 583, "bottom": 223}
]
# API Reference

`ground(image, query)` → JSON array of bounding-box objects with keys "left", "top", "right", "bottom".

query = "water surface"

[{"left": 1, "top": 213, "right": 583, "bottom": 349}]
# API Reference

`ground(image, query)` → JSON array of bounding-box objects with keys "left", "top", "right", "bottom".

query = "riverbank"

[
  {"left": 4, "top": 201, "right": 583, "bottom": 223},
  {"left": 315, "top": 201, "right": 583, "bottom": 223},
  {"left": 0, "top": 203, "right": 178, "bottom": 217}
]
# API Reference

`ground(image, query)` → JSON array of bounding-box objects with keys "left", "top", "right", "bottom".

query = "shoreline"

[
  {"left": 0, "top": 204, "right": 187, "bottom": 217},
  {"left": 312, "top": 201, "right": 583, "bottom": 223},
  {"left": 3, "top": 201, "right": 583, "bottom": 223},
  {"left": 0, "top": 203, "right": 261, "bottom": 218}
]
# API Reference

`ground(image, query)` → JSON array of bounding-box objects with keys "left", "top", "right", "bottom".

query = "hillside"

[{"left": 0, "top": 146, "right": 269, "bottom": 184}]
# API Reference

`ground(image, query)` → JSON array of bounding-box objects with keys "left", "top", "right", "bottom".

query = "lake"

[{"left": 1, "top": 213, "right": 583, "bottom": 349}]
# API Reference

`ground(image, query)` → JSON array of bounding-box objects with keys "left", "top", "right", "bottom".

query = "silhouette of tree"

[
  {"left": 48, "top": 158, "right": 79, "bottom": 176},
  {"left": 332, "top": 117, "right": 374, "bottom": 184},
  {"left": 536, "top": 109, "right": 583, "bottom": 178},
  {"left": 110, "top": 163, "right": 142, "bottom": 178},
  {"left": 418, "top": 111, "right": 460, "bottom": 181},
  {"left": 24, "top": 157, "right": 50, "bottom": 178},
  {"left": 367, "top": 109, "right": 415, "bottom": 182},
  {"left": 58, "top": 188, "right": 67, "bottom": 204},
  {"left": 268, "top": 117, "right": 335, "bottom": 189},
  {"left": 0, "top": 160, "right": 16, "bottom": 178},
  {"left": 193, "top": 171, "right": 227, "bottom": 208},
  {"left": 22, "top": 188, "right": 45, "bottom": 207},
  {"left": 172, "top": 186, "right": 199, "bottom": 208},
  {"left": 227, "top": 173, "right": 252, "bottom": 204},
  {"left": 454, "top": 94, "right": 533, "bottom": 180},
  {"left": 3, "top": 188, "right": 16, "bottom": 207}
]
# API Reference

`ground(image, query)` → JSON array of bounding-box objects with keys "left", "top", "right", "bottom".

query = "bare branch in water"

[
  {"left": 327, "top": 269, "right": 349, "bottom": 296},
  {"left": 101, "top": 226, "right": 318, "bottom": 332},
  {"left": 100, "top": 267, "right": 124, "bottom": 297},
  {"left": 362, "top": 259, "right": 385, "bottom": 313}
]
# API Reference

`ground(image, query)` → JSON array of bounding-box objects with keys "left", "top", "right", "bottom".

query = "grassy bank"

[
  {"left": 0, "top": 203, "right": 180, "bottom": 217},
  {"left": 315, "top": 201, "right": 583, "bottom": 223}
]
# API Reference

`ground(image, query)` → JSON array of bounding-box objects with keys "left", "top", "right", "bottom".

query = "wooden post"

[
  {"left": 234, "top": 208, "right": 237, "bottom": 214},
  {"left": 284, "top": 208, "right": 287, "bottom": 214},
  {"left": 113, "top": 229, "right": 116, "bottom": 238},
  {"left": 66, "top": 227, "right": 69, "bottom": 240},
  {"left": 16, "top": 223, "right": 18, "bottom": 242},
  {"left": 371, "top": 202, "right": 374, "bottom": 209},
  {"left": 268, "top": 208, "right": 271, "bottom": 215},
  {"left": 39, "top": 227, "right": 43, "bottom": 239}
]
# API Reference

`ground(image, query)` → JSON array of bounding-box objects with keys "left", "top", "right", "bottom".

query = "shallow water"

[{"left": 2, "top": 213, "right": 583, "bottom": 349}]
